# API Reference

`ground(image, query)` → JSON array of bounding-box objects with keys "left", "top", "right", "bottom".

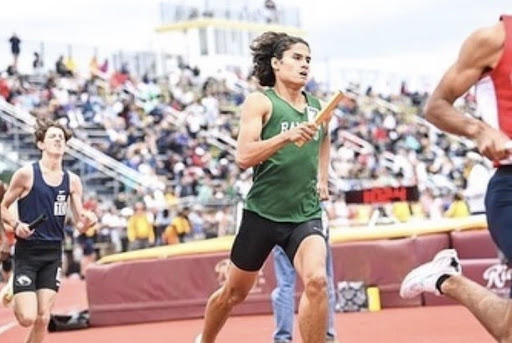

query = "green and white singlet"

[{"left": 244, "top": 88, "right": 324, "bottom": 223}]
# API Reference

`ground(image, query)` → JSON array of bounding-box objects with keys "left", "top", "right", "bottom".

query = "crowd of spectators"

[{"left": 0, "top": 40, "right": 492, "bottom": 276}]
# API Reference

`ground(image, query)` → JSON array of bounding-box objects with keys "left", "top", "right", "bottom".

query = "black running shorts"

[
  {"left": 230, "top": 209, "right": 325, "bottom": 271},
  {"left": 13, "top": 240, "right": 62, "bottom": 294}
]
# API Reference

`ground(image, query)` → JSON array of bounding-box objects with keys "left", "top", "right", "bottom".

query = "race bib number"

[
  {"left": 54, "top": 202, "right": 67, "bottom": 216},
  {"left": 54, "top": 194, "right": 68, "bottom": 216}
]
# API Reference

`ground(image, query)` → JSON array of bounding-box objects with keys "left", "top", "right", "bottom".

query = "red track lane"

[{"left": 0, "top": 279, "right": 495, "bottom": 343}]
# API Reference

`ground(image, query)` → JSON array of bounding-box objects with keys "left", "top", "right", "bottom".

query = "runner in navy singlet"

[{"left": 0, "top": 119, "right": 97, "bottom": 343}]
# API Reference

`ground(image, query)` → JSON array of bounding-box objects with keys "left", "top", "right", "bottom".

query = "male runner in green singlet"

[{"left": 195, "top": 31, "right": 334, "bottom": 343}]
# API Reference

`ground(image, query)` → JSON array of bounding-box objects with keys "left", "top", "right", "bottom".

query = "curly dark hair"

[
  {"left": 250, "top": 31, "right": 309, "bottom": 87},
  {"left": 34, "top": 118, "right": 72, "bottom": 144}
]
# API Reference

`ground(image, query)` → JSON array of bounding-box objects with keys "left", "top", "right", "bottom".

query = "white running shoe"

[
  {"left": 400, "top": 249, "right": 461, "bottom": 299},
  {"left": 0, "top": 273, "right": 13, "bottom": 307},
  {"left": 194, "top": 334, "right": 202, "bottom": 343}
]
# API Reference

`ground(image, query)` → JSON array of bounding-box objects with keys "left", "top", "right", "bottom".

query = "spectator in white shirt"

[{"left": 463, "top": 151, "right": 491, "bottom": 215}]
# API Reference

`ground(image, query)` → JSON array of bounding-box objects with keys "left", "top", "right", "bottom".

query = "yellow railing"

[
  {"left": 98, "top": 215, "right": 488, "bottom": 265},
  {"left": 155, "top": 18, "right": 306, "bottom": 35}
]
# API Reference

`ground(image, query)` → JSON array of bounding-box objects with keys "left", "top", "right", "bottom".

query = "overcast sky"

[{"left": 1, "top": 0, "right": 511, "bottom": 84}]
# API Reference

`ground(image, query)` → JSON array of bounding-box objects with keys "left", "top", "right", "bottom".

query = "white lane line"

[{"left": 0, "top": 321, "right": 16, "bottom": 335}]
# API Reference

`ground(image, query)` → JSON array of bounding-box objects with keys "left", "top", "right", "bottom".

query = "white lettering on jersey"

[
  {"left": 280, "top": 120, "right": 321, "bottom": 141},
  {"left": 54, "top": 193, "right": 68, "bottom": 216}
]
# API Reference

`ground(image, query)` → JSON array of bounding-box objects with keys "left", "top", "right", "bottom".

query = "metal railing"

[{"left": 0, "top": 99, "right": 165, "bottom": 191}]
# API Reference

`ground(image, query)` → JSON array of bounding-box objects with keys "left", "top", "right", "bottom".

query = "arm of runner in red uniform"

[{"left": 425, "top": 21, "right": 510, "bottom": 161}]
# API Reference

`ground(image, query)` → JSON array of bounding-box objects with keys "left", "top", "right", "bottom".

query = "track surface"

[{"left": 0, "top": 279, "right": 495, "bottom": 343}]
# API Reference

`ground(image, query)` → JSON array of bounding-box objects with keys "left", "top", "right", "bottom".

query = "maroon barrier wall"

[
  {"left": 330, "top": 234, "right": 448, "bottom": 308},
  {"left": 450, "top": 230, "right": 498, "bottom": 259},
  {"left": 87, "top": 232, "right": 491, "bottom": 327},
  {"left": 87, "top": 251, "right": 277, "bottom": 326}
]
